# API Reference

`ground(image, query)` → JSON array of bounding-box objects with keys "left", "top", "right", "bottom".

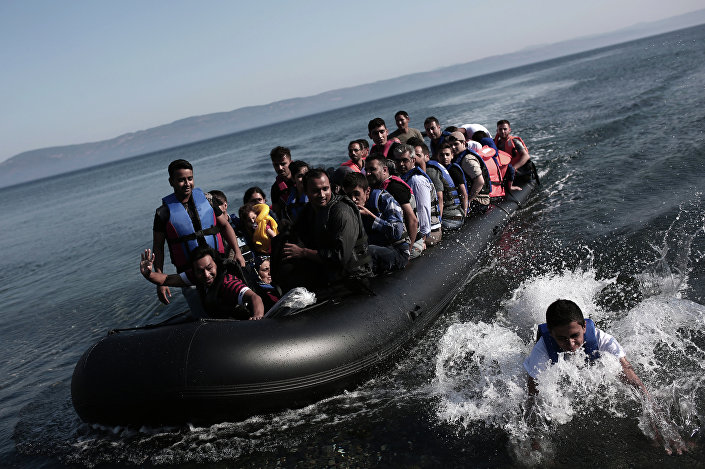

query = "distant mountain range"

[{"left": 2, "top": 9, "right": 704, "bottom": 189}]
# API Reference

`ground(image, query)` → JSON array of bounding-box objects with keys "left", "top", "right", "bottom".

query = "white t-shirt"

[
  {"left": 461, "top": 123, "right": 492, "bottom": 139},
  {"left": 467, "top": 140, "right": 483, "bottom": 152},
  {"left": 406, "top": 173, "right": 433, "bottom": 236},
  {"left": 523, "top": 327, "right": 626, "bottom": 379}
]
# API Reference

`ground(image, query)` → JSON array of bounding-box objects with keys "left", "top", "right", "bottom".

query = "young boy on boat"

[
  {"left": 342, "top": 172, "right": 409, "bottom": 275},
  {"left": 140, "top": 246, "right": 265, "bottom": 320},
  {"left": 525, "top": 299, "right": 688, "bottom": 455}
]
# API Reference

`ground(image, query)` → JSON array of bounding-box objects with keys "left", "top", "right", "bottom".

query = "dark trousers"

[{"left": 369, "top": 244, "right": 409, "bottom": 275}]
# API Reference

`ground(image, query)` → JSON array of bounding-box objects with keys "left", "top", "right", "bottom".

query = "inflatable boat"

[{"left": 71, "top": 178, "right": 537, "bottom": 426}]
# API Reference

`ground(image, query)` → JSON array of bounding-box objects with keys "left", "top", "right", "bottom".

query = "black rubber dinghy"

[{"left": 72, "top": 179, "right": 537, "bottom": 426}]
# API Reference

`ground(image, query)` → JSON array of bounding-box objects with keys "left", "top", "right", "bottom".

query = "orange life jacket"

[
  {"left": 494, "top": 135, "right": 528, "bottom": 168},
  {"left": 478, "top": 146, "right": 511, "bottom": 198}
]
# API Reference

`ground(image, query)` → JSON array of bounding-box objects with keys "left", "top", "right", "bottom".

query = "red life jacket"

[
  {"left": 478, "top": 146, "right": 511, "bottom": 198},
  {"left": 381, "top": 175, "right": 413, "bottom": 195},
  {"left": 494, "top": 135, "right": 529, "bottom": 168},
  {"left": 341, "top": 159, "right": 364, "bottom": 172},
  {"left": 370, "top": 138, "right": 401, "bottom": 157}
]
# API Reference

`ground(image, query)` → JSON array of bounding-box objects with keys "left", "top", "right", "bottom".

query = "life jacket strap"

[{"left": 175, "top": 225, "right": 221, "bottom": 243}]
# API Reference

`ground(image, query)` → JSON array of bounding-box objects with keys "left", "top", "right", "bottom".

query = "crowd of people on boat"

[
  {"left": 139, "top": 113, "right": 537, "bottom": 320},
  {"left": 135, "top": 113, "right": 691, "bottom": 454}
]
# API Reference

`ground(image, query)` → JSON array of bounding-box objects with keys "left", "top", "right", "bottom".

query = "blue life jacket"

[
  {"left": 426, "top": 160, "right": 461, "bottom": 206},
  {"left": 285, "top": 190, "right": 308, "bottom": 222},
  {"left": 453, "top": 149, "right": 492, "bottom": 196},
  {"left": 538, "top": 318, "right": 600, "bottom": 363},
  {"left": 430, "top": 130, "right": 452, "bottom": 158},
  {"left": 163, "top": 188, "right": 222, "bottom": 271}
]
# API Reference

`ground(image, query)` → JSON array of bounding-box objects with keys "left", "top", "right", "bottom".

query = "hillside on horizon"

[{"left": 2, "top": 10, "right": 704, "bottom": 189}]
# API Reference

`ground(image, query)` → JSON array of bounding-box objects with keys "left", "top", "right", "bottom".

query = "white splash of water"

[{"left": 434, "top": 265, "right": 704, "bottom": 463}]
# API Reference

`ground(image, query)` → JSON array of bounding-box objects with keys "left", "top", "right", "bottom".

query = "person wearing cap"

[
  {"left": 389, "top": 111, "right": 424, "bottom": 144},
  {"left": 448, "top": 131, "right": 490, "bottom": 215}
]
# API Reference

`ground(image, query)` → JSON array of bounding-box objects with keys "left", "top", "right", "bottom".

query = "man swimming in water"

[{"left": 525, "top": 299, "right": 688, "bottom": 455}]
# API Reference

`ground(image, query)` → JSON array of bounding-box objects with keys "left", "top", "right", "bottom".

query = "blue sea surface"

[{"left": 2, "top": 24, "right": 705, "bottom": 467}]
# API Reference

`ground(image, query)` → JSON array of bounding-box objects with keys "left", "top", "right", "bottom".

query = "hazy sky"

[{"left": 1, "top": 0, "right": 702, "bottom": 162}]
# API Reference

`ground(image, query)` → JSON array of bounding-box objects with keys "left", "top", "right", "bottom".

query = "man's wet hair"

[
  {"left": 168, "top": 159, "right": 193, "bottom": 178},
  {"left": 289, "top": 160, "right": 310, "bottom": 177},
  {"left": 445, "top": 126, "right": 458, "bottom": 133},
  {"left": 302, "top": 167, "right": 330, "bottom": 192},
  {"left": 471, "top": 130, "right": 491, "bottom": 142},
  {"left": 348, "top": 140, "right": 361, "bottom": 149},
  {"left": 497, "top": 119, "right": 511, "bottom": 127},
  {"left": 342, "top": 172, "right": 369, "bottom": 193},
  {"left": 209, "top": 190, "right": 227, "bottom": 207},
  {"left": 356, "top": 138, "right": 370, "bottom": 150},
  {"left": 394, "top": 110, "right": 409, "bottom": 119},
  {"left": 243, "top": 186, "right": 266, "bottom": 204},
  {"left": 368, "top": 117, "right": 387, "bottom": 132},
  {"left": 440, "top": 142, "right": 454, "bottom": 152},
  {"left": 546, "top": 299, "right": 586, "bottom": 330},
  {"left": 424, "top": 116, "right": 440, "bottom": 127},
  {"left": 269, "top": 146, "right": 291, "bottom": 161},
  {"left": 189, "top": 245, "right": 222, "bottom": 268}
]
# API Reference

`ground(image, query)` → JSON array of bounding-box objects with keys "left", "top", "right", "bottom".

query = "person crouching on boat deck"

[
  {"left": 140, "top": 246, "right": 265, "bottom": 320},
  {"left": 342, "top": 172, "right": 410, "bottom": 275},
  {"left": 273, "top": 168, "right": 373, "bottom": 293},
  {"left": 392, "top": 144, "right": 442, "bottom": 248},
  {"left": 364, "top": 154, "right": 420, "bottom": 258},
  {"left": 524, "top": 299, "right": 688, "bottom": 454},
  {"left": 152, "top": 159, "right": 245, "bottom": 317},
  {"left": 448, "top": 132, "right": 490, "bottom": 216}
]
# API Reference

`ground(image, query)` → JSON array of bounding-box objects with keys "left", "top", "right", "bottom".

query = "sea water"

[{"left": 3, "top": 23, "right": 705, "bottom": 467}]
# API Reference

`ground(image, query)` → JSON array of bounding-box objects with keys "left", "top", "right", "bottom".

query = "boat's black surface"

[{"left": 71, "top": 179, "right": 537, "bottom": 425}]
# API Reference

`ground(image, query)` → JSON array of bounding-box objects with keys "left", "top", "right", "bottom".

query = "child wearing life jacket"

[
  {"left": 524, "top": 299, "right": 687, "bottom": 455},
  {"left": 239, "top": 202, "right": 278, "bottom": 255}
]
